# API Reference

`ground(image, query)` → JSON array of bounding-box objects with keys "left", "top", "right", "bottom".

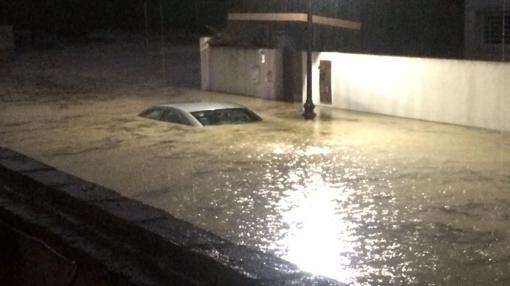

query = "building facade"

[
  {"left": 361, "top": 0, "right": 465, "bottom": 59},
  {"left": 223, "top": 0, "right": 362, "bottom": 52},
  {"left": 465, "top": 0, "right": 509, "bottom": 60},
  {"left": 220, "top": 0, "right": 465, "bottom": 59}
]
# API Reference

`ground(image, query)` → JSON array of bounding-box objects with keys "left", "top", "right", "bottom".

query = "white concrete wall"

[
  {"left": 307, "top": 52, "right": 510, "bottom": 131},
  {"left": 200, "top": 37, "right": 211, "bottom": 90},
  {"left": 200, "top": 39, "right": 283, "bottom": 100},
  {"left": 200, "top": 41, "right": 509, "bottom": 131}
]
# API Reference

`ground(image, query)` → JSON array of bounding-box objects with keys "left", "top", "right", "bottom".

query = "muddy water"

[{"left": 1, "top": 89, "right": 509, "bottom": 285}]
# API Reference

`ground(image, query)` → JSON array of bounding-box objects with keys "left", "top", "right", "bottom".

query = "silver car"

[{"left": 139, "top": 102, "right": 262, "bottom": 127}]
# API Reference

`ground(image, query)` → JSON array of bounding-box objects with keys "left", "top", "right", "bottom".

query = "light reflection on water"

[
  {"left": 275, "top": 172, "right": 358, "bottom": 283},
  {"left": 220, "top": 138, "right": 509, "bottom": 286},
  {"left": 260, "top": 143, "right": 387, "bottom": 284},
  {"left": 2, "top": 92, "right": 509, "bottom": 285}
]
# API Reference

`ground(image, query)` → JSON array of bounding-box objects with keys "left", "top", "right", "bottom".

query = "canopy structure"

[{"left": 223, "top": 0, "right": 362, "bottom": 52}]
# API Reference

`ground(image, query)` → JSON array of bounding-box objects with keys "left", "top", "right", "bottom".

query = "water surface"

[{"left": 1, "top": 89, "right": 509, "bottom": 285}]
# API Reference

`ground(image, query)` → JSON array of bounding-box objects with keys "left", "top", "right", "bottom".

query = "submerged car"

[{"left": 139, "top": 102, "right": 262, "bottom": 127}]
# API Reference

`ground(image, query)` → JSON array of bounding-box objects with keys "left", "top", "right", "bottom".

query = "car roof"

[{"left": 153, "top": 101, "right": 247, "bottom": 113}]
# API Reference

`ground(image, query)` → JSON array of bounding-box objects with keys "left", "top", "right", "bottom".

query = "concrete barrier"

[
  {"left": 201, "top": 41, "right": 284, "bottom": 101},
  {"left": 0, "top": 146, "right": 341, "bottom": 286},
  {"left": 201, "top": 42, "right": 509, "bottom": 131},
  {"left": 310, "top": 52, "right": 510, "bottom": 131}
]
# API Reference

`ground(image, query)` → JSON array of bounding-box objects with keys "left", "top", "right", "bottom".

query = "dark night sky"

[
  {"left": 1, "top": 0, "right": 465, "bottom": 58},
  {"left": 224, "top": 0, "right": 465, "bottom": 58},
  {"left": 0, "top": 0, "right": 232, "bottom": 37}
]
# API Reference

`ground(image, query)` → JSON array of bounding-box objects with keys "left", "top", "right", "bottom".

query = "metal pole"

[
  {"left": 194, "top": 0, "right": 200, "bottom": 34},
  {"left": 159, "top": 1, "right": 167, "bottom": 84},
  {"left": 503, "top": 0, "right": 507, "bottom": 61},
  {"left": 144, "top": 0, "right": 150, "bottom": 49},
  {"left": 499, "top": 0, "right": 507, "bottom": 176},
  {"left": 302, "top": 0, "right": 316, "bottom": 120}
]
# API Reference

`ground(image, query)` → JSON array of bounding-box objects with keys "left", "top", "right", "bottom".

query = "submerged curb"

[{"left": 0, "top": 146, "right": 342, "bottom": 286}]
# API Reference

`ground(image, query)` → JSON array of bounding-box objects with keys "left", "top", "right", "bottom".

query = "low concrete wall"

[
  {"left": 308, "top": 52, "right": 510, "bottom": 131},
  {"left": 0, "top": 146, "right": 339, "bottom": 286},
  {"left": 201, "top": 43, "right": 509, "bottom": 131},
  {"left": 201, "top": 39, "right": 283, "bottom": 100}
]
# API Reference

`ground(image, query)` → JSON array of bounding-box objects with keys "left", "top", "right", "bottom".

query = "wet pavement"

[{"left": 1, "top": 43, "right": 510, "bottom": 285}]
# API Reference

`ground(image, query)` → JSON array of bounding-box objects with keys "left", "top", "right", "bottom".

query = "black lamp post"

[{"left": 302, "top": 0, "right": 316, "bottom": 120}]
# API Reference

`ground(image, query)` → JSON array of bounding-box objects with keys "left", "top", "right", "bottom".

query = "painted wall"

[
  {"left": 308, "top": 52, "right": 510, "bottom": 131},
  {"left": 200, "top": 42, "right": 509, "bottom": 131},
  {"left": 201, "top": 39, "right": 284, "bottom": 100}
]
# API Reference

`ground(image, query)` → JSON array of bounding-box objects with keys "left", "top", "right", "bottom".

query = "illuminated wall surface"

[
  {"left": 201, "top": 43, "right": 510, "bottom": 131},
  {"left": 202, "top": 44, "right": 284, "bottom": 100},
  {"left": 308, "top": 52, "right": 510, "bottom": 131}
]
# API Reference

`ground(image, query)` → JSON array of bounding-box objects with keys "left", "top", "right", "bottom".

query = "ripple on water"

[{"left": 189, "top": 141, "right": 510, "bottom": 285}]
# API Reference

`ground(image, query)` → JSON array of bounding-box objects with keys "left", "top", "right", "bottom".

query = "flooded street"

[{"left": 1, "top": 43, "right": 510, "bottom": 285}]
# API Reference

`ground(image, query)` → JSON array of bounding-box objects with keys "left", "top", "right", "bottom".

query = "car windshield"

[{"left": 191, "top": 108, "right": 262, "bottom": 126}]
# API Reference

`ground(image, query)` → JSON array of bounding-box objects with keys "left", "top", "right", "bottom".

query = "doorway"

[
  {"left": 282, "top": 49, "right": 303, "bottom": 102},
  {"left": 319, "top": 60, "right": 332, "bottom": 104}
]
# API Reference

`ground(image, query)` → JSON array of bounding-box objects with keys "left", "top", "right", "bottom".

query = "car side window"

[
  {"left": 190, "top": 108, "right": 261, "bottom": 126},
  {"left": 161, "top": 109, "right": 189, "bottom": 125},
  {"left": 228, "top": 109, "right": 252, "bottom": 122},
  {"left": 142, "top": 108, "right": 164, "bottom": 120}
]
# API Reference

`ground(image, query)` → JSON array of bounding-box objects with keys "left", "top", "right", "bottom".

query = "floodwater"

[
  {"left": 1, "top": 43, "right": 510, "bottom": 285},
  {"left": 1, "top": 89, "right": 509, "bottom": 285}
]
